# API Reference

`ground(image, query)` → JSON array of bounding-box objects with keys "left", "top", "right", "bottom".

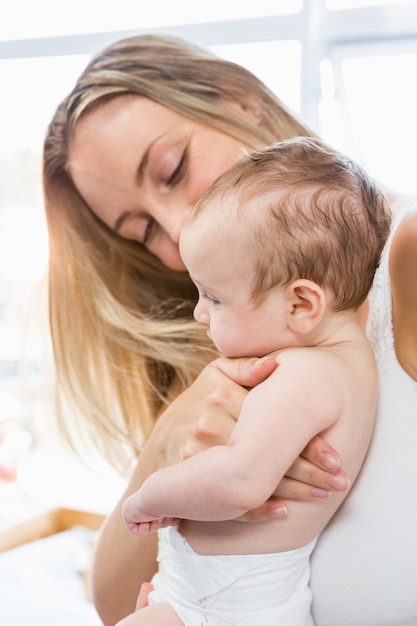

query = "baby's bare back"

[{"left": 181, "top": 336, "right": 377, "bottom": 557}]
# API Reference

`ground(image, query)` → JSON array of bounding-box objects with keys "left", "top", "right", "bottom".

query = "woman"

[{"left": 43, "top": 35, "right": 417, "bottom": 625}]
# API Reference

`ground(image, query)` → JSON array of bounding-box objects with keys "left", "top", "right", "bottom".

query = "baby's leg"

[{"left": 115, "top": 603, "right": 184, "bottom": 626}]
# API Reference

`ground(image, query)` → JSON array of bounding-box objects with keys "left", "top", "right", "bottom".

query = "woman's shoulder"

[
  {"left": 389, "top": 193, "right": 417, "bottom": 381},
  {"left": 390, "top": 194, "right": 417, "bottom": 271}
]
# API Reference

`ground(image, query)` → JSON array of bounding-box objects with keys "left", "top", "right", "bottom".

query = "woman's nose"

[{"left": 165, "top": 206, "right": 192, "bottom": 244}]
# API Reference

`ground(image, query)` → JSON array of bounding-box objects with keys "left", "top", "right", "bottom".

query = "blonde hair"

[
  {"left": 43, "top": 34, "right": 316, "bottom": 470},
  {"left": 190, "top": 137, "right": 391, "bottom": 312}
]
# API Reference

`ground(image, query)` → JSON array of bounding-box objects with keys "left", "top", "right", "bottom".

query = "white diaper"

[{"left": 148, "top": 526, "right": 316, "bottom": 625}]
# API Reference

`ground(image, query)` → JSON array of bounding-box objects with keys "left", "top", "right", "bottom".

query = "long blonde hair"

[{"left": 43, "top": 34, "right": 315, "bottom": 471}]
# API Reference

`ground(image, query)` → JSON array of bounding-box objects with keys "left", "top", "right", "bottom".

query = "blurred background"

[{"left": 1, "top": 0, "right": 416, "bottom": 517}]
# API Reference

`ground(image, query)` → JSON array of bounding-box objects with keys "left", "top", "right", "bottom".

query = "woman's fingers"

[
  {"left": 301, "top": 434, "right": 342, "bottom": 471},
  {"left": 237, "top": 498, "right": 288, "bottom": 522},
  {"left": 210, "top": 356, "right": 278, "bottom": 388},
  {"left": 136, "top": 582, "right": 154, "bottom": 610},
  {"left": 279, "top": 461, "right": 350, "bottom": 500}
]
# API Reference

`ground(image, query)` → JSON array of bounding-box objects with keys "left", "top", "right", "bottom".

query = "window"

[
  {"left": 1, "top": 1, "right": 416, "bottom": 513},
  {"left": 322, "top": 43, "right": 417, "bottom": 192},
  {"left": 213, "top": 40, "right": 301, "bottom": 112}
]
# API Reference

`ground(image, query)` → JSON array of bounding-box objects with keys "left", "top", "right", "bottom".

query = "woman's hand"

[
  {"left": 152, "top": 356, "right": 279, "bottom": 465},
  {"left": 152, "top": 356, "right": 349, "bottom": 522},
  {"left": 275, "top": 435, "right": 350, "bottom": 500},
  {"left": 92, "top": 355, "right": 349, "bottom": 624},
  {"left": 233, "top": 434, "right": 349, "bottom": 522}
]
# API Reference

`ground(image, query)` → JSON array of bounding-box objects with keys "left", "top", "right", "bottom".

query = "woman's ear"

[{"left": 285, "top": 279, "right": 326, "bottom": 334}]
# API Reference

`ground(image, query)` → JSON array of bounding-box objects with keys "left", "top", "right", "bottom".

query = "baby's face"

[{"left": 180, "top": 223, "right": 289, "bottom": 358}]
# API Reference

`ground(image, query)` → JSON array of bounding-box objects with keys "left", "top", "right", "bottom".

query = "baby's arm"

[{"left": 123, "top": 352, "right": 340, "bottom": 536}]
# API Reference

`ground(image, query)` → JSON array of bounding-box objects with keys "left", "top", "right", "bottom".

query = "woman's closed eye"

[
  {"left": 166, "top": 149, "right": 188, "bottom": 186},
  {"left": 140, "top": 147, "right": 187, "bottom": 246},
  {"left": 143, "top": 217, "right": 156, "bottom": 245}
]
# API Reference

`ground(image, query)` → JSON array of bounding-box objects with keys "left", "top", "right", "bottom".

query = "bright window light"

[
  {"left": 326, "top": 0, "right": 410, "bottom": 9},
  {"left": 1, "top": 0, "right": 301, "bottom": 40},
  {"left": 212, "top": 40, "right": 301, "bottom": 113},
  {"left": 321, "top": 50, "right": 417, "bottom": 193}
]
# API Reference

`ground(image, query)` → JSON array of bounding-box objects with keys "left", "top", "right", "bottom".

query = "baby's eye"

[{"left": 205, "top": 294, "right": 220, "bottom": 306}]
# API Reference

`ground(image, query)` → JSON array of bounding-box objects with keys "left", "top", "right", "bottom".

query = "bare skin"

[
  {"left": 69, "top": 96, "right": 254, "bottom": 271},
  {"left": 91, "top": 358, "right": 348, "bottom": 625},
  {"left": 389, "top": 211, "right": 417, "bottom": 379},
  {"left": 67, "top": 97, "right": 417, "bottom": 625},
  {"left": 116, "top": 603, "right": 182, "bottom": 626}
]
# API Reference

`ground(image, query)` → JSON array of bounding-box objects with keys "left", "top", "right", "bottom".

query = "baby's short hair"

[{"left": 190, "top": 137, "right": 391, "bottom": 311}]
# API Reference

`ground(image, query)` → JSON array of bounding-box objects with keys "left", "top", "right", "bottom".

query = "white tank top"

[{"left": 310, "top": 194, "right": 417, "bottom": 625}]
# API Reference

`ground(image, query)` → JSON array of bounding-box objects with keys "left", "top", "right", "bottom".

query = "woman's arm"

[
  {"left": 91, "top": 357, "right": 277, "bottom": 624},
  {"left": 91, "top": 443, "right": 160, "bottom": 625},
  {"left": 389, "top": 211, "right": 417, "bottom": 380},
  {"left": 91, "top": 356, "right": 347, "bottom": 625}
]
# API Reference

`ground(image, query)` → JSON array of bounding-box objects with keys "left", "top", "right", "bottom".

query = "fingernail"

[
  {"left": 312, "top": 487, "right": 330, "bottom": 499},
  {"left": 320, "top": 451, "right": 340, "bottom": 471},
  {"left": 328, "top": 475, "right": 350, "bottom": 491},
  {"left": 271, "top": 504, "right": 288, "bottom": 517},
  {"left": 255, "top": 356, "right": 276, "bottom": 367}
]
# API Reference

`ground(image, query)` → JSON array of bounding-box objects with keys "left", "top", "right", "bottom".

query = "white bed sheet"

[{"left": 0, "top": 526, "right": 103, "bottom": 625}]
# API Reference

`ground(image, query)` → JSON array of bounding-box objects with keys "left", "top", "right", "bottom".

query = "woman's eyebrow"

[
  {"left": 135, "top": 134, "right": 163, "bottom": 186},
  {"left": 114, "top": 135, "right": 164, "bottom": 231},
  {"left": 113, "top": 143, "right": 154, "bottom": 232},
  {"left": 135, "top": 146, "right": 150, "bottom": 186}
]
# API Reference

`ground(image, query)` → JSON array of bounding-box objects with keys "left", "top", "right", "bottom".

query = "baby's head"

[{"left": 181, "top": 137, "right": 391, "bottom": 313}]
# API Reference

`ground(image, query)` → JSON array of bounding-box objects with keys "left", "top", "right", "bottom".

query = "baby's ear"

[{"left": 285, "top": 279, "right": 326, "bottom": 334}]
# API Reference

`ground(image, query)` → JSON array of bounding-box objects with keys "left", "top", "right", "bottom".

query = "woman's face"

[{"left": 69, "top": 95, "right": 252, "bottom": 270}]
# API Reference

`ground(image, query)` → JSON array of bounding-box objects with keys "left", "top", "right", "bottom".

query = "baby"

[{"left": 118, "top": 137, "right": 391, "bottom": 625}]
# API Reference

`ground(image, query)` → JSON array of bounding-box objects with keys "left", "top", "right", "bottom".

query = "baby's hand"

[
  {"left": 125, "top": 515, "right": 180, "bottom": 537},
  {"left": 122, "top": 490, "right": 180, "bottom": 536}
]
